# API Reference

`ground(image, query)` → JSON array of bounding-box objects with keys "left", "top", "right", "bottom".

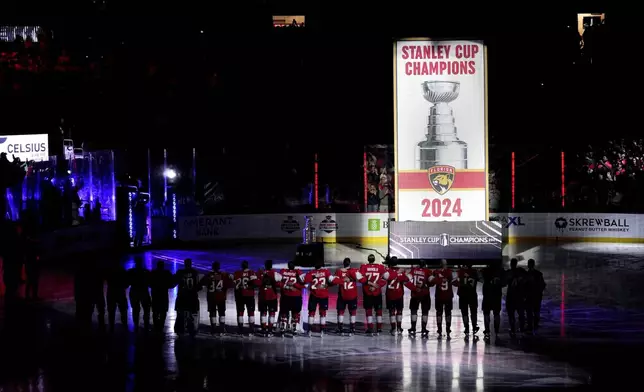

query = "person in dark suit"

[
  {"left": 150, "top": 261, "right": 175, "bottom": 332},
  {"left": 106, "top": 264, "right": 129, "bottom": 332},
  {"left": 127, "top": 257, "right": 152, "bottom": 332},
  {"left": 506, "top": 258, "right": 527, "bottom": 337},
  {"left": 74, "top": 263, "right": 106, "bottom": 329},
  {"left": 524, "top": 259, "right": 546, "bottom": 334}
]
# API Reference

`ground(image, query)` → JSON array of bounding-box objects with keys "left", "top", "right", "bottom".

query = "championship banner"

[
  {"left": 394, "top": 40, "right": 487, "bottom": 221},
  {"left": 388, "top": 221, "right": 502, "bottom": 260}
]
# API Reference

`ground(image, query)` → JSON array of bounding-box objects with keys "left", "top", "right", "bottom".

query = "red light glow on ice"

[{"left": 561, "top": 151, "right": 566, "bottom": 207}]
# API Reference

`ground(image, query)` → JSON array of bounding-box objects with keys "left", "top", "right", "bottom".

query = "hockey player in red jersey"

[
  {"left": 385, "top": 256, "right": 409, "bottom": 336},
  {"left": 359, "top": 254, "right": 389, "bottom": 335},
  {"left": 456, "top": 262, "right": 480, "bottom": 336},
  {"left": 405, "top": 259, "right": 435, "bottom": 338},
  {"left": 199, "top": 261, "right": 233, "bottom": 335},
  {"left": 433, "top": 258, "right": 457, "bottom": 339},
  {"left": 334, "top": 258, "right": 365, "bottom": 335},
  {"left": 256, "top": 260, "right": 282, "bottom": 337},
  {"left": 233, "top": 260, "right": 258, "bottom": 335},
  {"left": 278, "top": 261, "right": 306, "bottom": 336},
  {"left": 303, "top": 261, "right": 337, "bottom": 336}
]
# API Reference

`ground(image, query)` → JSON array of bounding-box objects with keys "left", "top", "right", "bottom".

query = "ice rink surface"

[
  {"left": 505, "top": 241, "right": 644, "bottom": 340},
  {"left": 4, "top": 241, "right": 644, "bottom": 391},
  {"left": 147, "top": 241, "right": 644, "bottom": 343}
]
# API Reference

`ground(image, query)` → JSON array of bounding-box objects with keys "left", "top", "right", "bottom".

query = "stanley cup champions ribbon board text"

[{"left": 394, "top": 40, "right": 487, "bottom": 222}]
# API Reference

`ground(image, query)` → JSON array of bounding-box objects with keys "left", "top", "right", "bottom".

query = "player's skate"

[
  {"left": 220, "top": 326, "right": 227, "bottom": 337},
  {"left": 408, "top": 328, "right": 417, "bottom": 338},
  {"left": 376, "top": 328, "right": 382, "bottom": 336},
  {"left": 483, "top": 330, "right": 490, "bottom": 342},
  {"left": 286, "top": 324, "right": 298, "bottom": 337},
  {"left": 334, "top": 327, "right": 343, "bottom": 335},
  {"left": 446, "top": 329, "right": 452, "bottom": 340},
  {"left": 397, "top": 327, "right": 404, "bottom": 336},
  {"left": 436, "top": 329, "right": 442, "bottom": 339},
  {"left": 390, "top": 328, "right": 397, "bottom": 336},
  {"left": 348, "top": 327, "right": 355, "bottom": 336},
  {"left": 421, "top": 329, "right": 429, "bottom": 338},
  {"left": 365, "top": 328, "right": 374, "bottom": 336}
]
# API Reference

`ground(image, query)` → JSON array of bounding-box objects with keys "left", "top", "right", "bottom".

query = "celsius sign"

[{"left": 0, "top": 134, "right": 49, "bottom": 162}]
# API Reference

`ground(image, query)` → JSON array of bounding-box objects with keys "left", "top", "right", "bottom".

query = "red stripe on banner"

[{"left": 398, "top": 171, "right": 486, "bottom": 190}]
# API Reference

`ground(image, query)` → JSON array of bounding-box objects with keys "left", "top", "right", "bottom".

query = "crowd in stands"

[
  {"left": 0, "top": 29, "right": 95, "bottom": 86},
  {"left": 488, "top": 138, "right": 644, "bottom": 213},
  {"left": 567, "top": 139, "right": 644, "bottom": 212},
  {"left": 366, "top": 145, "right": 394, "bottom": 213}
]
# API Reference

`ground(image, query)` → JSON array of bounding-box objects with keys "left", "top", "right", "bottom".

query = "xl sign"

[{"left": 491, "top": 215, "right": 525, "bottom": 228}]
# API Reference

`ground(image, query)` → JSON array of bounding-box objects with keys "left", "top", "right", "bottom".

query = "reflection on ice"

[{"left": 560, "top": 242, "right": 644, "bottom": 255}]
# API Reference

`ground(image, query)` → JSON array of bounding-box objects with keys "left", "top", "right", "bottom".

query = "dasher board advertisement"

[
  {"left": 388, "top": 220, "right": 502, "bottom": 260},
  {"left": 0, "top": 133, "right": 49, "bottom": 162},
  {"left": 394, "top": 39, "right": 487, "bottom": 222}
]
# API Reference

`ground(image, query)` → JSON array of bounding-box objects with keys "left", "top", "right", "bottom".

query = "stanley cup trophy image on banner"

[{"left": 394, "top": 40, "right": 487, "bottom": 222}]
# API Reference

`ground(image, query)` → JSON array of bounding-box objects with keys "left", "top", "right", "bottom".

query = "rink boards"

[
  {"left": 177, "top": 212, "right": 644, "bottom": 245},
  {"left": 490, "top": 213, "right": 644, "bottom": 244},
  {"left": 177, "top": 213, "right": 395, "bottom": 244}
]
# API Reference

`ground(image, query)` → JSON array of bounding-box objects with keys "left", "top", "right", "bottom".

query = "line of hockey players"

[
  {"left": 83, "top": 254, "right": 545, "bottom": 341},
  {"left": 170, "top": 254, "right": 545, "bottom": 341}
]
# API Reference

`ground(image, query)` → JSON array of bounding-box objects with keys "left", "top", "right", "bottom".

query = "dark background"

[
  {"left": 2, "top": 1, "right": 640, "bottom": 213},
  {"left": 2, "top": 1, "right": 640, "bottom": 147}
]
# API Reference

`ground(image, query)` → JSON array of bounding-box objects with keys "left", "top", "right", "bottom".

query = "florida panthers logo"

[{"left": 428, "top": 165, "right": 455, "bottom": 195}]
